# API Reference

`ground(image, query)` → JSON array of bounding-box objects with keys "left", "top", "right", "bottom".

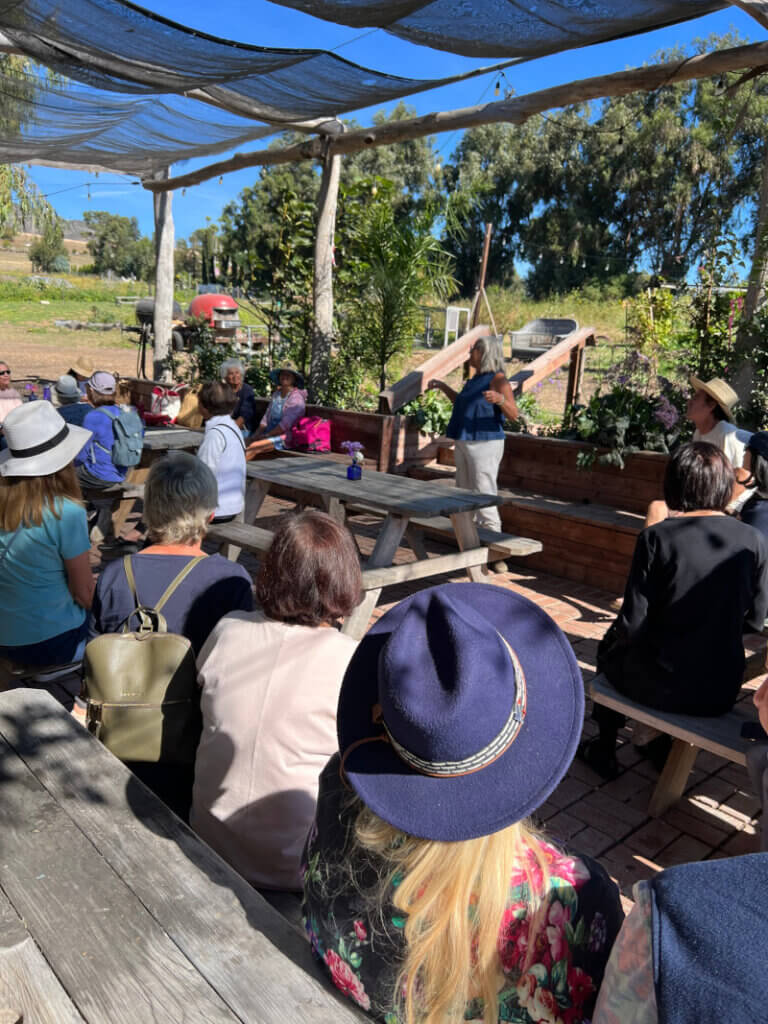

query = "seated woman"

[
  {"left": 74, "top": 370, "right": 135, "bottom": 547},
  {"left": 196, "top": 381, "right": 246, "bottom": 524},
  {"left": 303, "top": 582, "right": 624, "bottom": 1023},
  {"left": 738, "top": 430, "right": 768, "bottom": 539},
  {"left": 0, "top": 359, "right": 23, "bottom": 448},
  {"left": 245, "top": 367, "right": 306, "bottom": 459},
  {"left": 191, "top": 510, "right": 361, "bottom": 891},
  {"left": 593, "top": 852, "right": 768, "bottom": 1024},
  {"left": 90, "top": 451, "right": 252, "bottom": 654},
  {"left": 89, "top": 452, "right": 253, "bottom": 819},
  {"left": 581, "top": 441, "right": 768, "bottom": 780},
  {"left": 222, "top": 358, "right": 257, "bottom": 438},
  {"left": 0, "top": 402, "right": 94, "bottom": 708}
]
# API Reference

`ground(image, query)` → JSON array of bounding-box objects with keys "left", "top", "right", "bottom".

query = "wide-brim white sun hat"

[{"left": 0, "top": 401, "right": 91, "bottom": 477}]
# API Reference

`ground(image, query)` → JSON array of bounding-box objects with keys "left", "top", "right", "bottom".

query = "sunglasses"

[{"left": 0, "top": 370, "right": 10, "bottom": 376}]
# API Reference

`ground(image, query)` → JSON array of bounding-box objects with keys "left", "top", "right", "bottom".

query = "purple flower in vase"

[{"left": 341, "top": 440, "right": 365, "bottom": 465}]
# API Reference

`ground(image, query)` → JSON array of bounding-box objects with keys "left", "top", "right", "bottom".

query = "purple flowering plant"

[{"left": 341, "top": 440, "right": 365, "bottom": 465}]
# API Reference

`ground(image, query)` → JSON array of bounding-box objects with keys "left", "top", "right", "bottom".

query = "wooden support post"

[
  {"left": 565, "top": 343, "right": 584, "bottom": 410},
  {"left": 152, "top": 167, "right": 174, "bottom": 383},
  {"left": 377, "top": 415, "right": 394, "bottom": 473},
  {"left": 309, "top": 142, "right": 341, "bottom": 403},
  {"left": 648, "top": 739, "right": 699, "bottom": 817}
]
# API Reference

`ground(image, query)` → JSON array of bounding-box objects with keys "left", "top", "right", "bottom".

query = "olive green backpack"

[{"left": 83, "top": 555, "right": 205, "bottom": 764}]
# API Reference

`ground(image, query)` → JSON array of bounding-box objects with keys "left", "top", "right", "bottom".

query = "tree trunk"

[
  {"left": 152, "top": 167, "right": 174, "bottom": 382},
  {"left": 733, "top": 144, "right": 768, "bottom": 409},
  {"left": 309, "top": 147, "right": 341, "bottom": 402}
]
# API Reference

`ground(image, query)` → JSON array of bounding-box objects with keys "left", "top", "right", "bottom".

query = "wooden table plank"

[
  {"left": 0, "top": 733, "right": 240, "bottom": 1023},
  {"left": 0, "top": 691, "right": 367, "bottom": 1024},
  {"left": 142, "top": 427, "right": 203, "bottom": 452},
  {"left": 0, "top": 892, "right": 85, "bottom": 1024},
  {"left": 245, "top": 457, "right": 501, "bottom": 519}
]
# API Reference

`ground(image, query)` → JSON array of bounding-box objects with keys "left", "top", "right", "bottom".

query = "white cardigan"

[{"left": 196, "top": 415, "right": 245, "bottom": 517}]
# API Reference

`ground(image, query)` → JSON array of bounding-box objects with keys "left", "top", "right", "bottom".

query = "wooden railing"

[
  {"left": 378, "top": 324, "right": 491, "bottom": 413},
  {"left": 379, "top": 324, "right": 596, "bottom": 415},
  {"left": 508, "top": 326, "right": 596, "bottom": 408}
]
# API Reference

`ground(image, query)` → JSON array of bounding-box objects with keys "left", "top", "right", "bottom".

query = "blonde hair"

[
  {"left": 0, "top": 464, "right": 83, "bottom": 530},
  {"left": 354, "top": 804, "right": 552, "bottom": 1024}
]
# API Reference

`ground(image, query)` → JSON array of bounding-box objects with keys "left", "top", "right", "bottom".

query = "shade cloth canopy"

[
  {"left": 0, "top": 0, "right": 749, "bottom": 175},
  {"left": 261, "top": 0, "right": 728, "bottom": 59}
]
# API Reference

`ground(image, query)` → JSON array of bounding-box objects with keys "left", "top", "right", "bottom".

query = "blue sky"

[{"left": 26, "top": 2, "right": 766, "bottom": 240}]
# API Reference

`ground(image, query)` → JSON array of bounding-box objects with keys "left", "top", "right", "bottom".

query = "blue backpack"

[{"left": 100, "top": 407, "right": 144, "bottom": 467}]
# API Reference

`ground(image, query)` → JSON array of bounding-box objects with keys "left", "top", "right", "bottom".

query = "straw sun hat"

[
  {"left": 689, "top": 376, "right": 738, "bottom": 424},
  {"left": 337, "top": 582, "right": 584, "bottom": 842},
  {"left": 0, "top": 401, "right": 91, "bottom": 477}
]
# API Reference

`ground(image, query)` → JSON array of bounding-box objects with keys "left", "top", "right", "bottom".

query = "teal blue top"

[
  {"left": 0, "top": 497, "right": 89, "bottom": 645},
  {"left": 446, "top": 372, "right": 505, "bottom": 441}
]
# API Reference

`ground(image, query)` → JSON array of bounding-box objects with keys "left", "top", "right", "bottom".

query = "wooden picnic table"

[
  {"left": 245, "top": 455, "right": 503, "bottom": 636},
  {"left": 0, "top": 688, "right": 366, "bottom": 1024},
  {"left": 111, "top": 427, "right": 203, "bottom": 536}
]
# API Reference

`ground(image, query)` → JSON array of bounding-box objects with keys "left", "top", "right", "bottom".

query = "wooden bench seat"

[
  {"left": 588, "top": 673, "right": 761, "bottom": 817},
  {"left": 407, "top": 465, "right": 642, "bottom": 591},
  {"left": 205, "top": 521, "right": 489, "bottom": 639}
]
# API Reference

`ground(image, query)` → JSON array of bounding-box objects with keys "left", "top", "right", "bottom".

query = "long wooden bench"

[
  {"left": 588, "top": 673, "right": 762, "bottom": 817},
  {"left": 205, "top": 520, "right": 489, "bottom": 640},
  {"left": 408, "top": 463, "right": 642, "bottom": 592}
]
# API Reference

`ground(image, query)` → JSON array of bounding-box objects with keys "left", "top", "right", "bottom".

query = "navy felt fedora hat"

[{"left": 337, "top": 582, "right": 584, "bottom": 842}]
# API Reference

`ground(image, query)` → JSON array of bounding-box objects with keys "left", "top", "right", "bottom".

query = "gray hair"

[
  {"left": 144, "top": 452, "right": 218, "bottom": 545},
  {"left": 221, "top": 358, "right": 245, "bottom": 377},
  {"left": 474, "top": 335, "right": 506, "bottom": 375}
]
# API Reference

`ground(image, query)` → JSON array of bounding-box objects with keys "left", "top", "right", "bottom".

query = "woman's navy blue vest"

[
  {"left": 446, "top": 372, "right": 505, "bottom": 441},
  {"left": 650, "top": 853, "right": 768, "bottom": 1022}
]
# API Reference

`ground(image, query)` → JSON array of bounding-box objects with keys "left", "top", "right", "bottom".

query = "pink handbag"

[{"left": 287, "top": 416, "right": 331, "bottom": 452}]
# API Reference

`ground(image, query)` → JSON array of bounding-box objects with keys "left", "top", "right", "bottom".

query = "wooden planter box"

[{"left": 437, "top": 433, "right": 668, "bottom": 515}]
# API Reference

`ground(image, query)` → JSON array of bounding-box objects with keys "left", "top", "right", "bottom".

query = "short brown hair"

[
  {"left": 256, "top": 510, "right": 362, "bottom": 626},
  {"left": 663, "top": 441, "right": 735, "bottom": 512},
  {"left": 199, "top": 380, "right": 236, "bottom": 417},
  {"left": 0, "top": 463, "right": 83, "bottom": 530},
  {"left": 87, "top": 386, "right": 116, "bottom": 407}
]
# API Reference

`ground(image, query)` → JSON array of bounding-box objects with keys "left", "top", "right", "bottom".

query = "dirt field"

[{"left": 4, "top": 325, "right": 139, "bottom": 383}]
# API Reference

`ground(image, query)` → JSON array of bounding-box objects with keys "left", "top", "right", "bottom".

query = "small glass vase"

[{"left": 347, "top": 463, "right": 362, "bottom": 480}]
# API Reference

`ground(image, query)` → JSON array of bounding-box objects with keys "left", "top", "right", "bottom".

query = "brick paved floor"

[{"left": 107, "top": 494, "right": 765, "bottom": 912}]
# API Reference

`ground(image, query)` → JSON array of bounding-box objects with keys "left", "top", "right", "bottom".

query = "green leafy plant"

[
  {"left": 401, "top": 389, "right": 453, "bottom": 435},
  {"left": 185, "top": 314, "right": 236, "bottom": 384},
  {"left": 562, "top": 351, "right": 688, "bottom": 469}
]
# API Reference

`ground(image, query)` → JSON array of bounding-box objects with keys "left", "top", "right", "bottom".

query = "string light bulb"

[
  {"left": 434, "top": 160, "right": 441, "bottom": 174},
  {"left": 604, "top": 263, "right": 610, "bottom": 272},
  {"left": 218, "top": 176, "right": 223, "bottom": 185},
  {"left": 86, "top": 185, "right": 91, "bottom": 201},
  {"left": 559, "top": 256, "right": 564, "bottom": 265},
  {"left": 182, "top": 187, "right": 187, "bottom": 196},
  {"left": 371, "top": 184, "right": 378, "bottom": 196},
  {"left": 494, "top": 79, "right": 501, "bottom": 97}
]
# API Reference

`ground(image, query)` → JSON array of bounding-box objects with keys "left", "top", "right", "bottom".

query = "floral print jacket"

[{"left": 302, "top": 756, "right": 624, "bottom": 1023}]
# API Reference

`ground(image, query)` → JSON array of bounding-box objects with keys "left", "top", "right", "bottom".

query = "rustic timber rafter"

[
  {"left": 729, "top": 1, "right": 768, "bottom": 32},
  {"left": 144, "top": 40, "right": 768, "bottom": 193}
]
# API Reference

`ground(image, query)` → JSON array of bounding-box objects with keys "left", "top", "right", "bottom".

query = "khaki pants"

[{"left": 453, "top": 439, "right": 504, "bottom": 532}]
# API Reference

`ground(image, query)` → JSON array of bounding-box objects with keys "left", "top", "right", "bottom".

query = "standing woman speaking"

[{"left": 428, "top": 335, "right": 517, "bottom": 533}]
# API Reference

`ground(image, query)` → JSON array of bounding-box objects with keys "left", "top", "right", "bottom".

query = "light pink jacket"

[{"left": 191, "top": 609, "right": 356, "bottom": 890}]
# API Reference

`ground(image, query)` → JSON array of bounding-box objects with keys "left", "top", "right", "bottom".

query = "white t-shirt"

[
  {"left": 693, "top": 420, "right": 750, "bottom": 470},
  {"left": 196, "top": 414, "right": 246, "bottom": 517}
]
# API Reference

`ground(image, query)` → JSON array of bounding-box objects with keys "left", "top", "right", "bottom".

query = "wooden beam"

[
  {"left": 152, "top": 167, "right": 174, "bottom": 382},
  {"left": 310, "top": 143, "right": 341, "bottom": 401},
  {"left": 378, "top": 323, "right": 490, "bottom": 413},
  {"left": 143, "top": 41, "right": 768, "bottom": 193},
  {"left": 509, "top": 327, "right": 596, "bottom": 397},
  {"left": 729, "top": 1, "right": 768, "bottom": 32}
]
